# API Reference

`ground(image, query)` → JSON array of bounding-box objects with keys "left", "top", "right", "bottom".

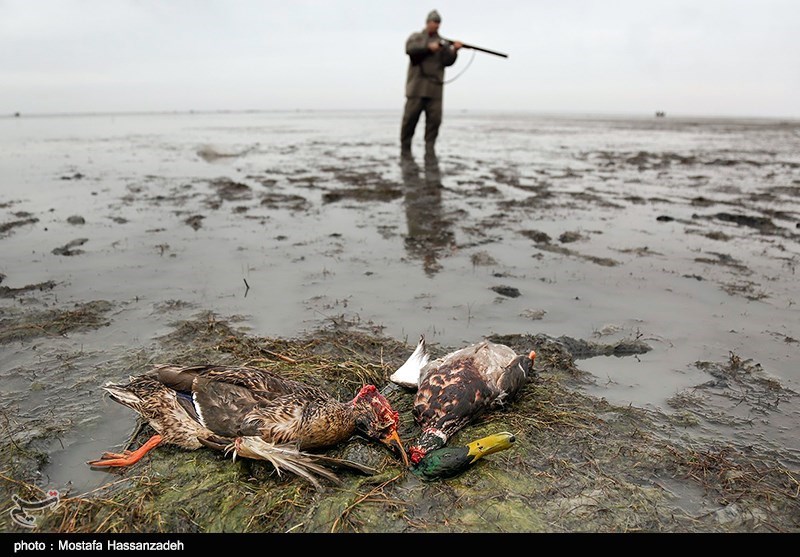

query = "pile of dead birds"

[{"left": 1, "top": 314, "right": 797, "bottom": 532}]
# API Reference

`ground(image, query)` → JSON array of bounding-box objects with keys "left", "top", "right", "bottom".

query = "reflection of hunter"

[
  {"left": 401, "top": 155, "right": 455, "bottom": 276},
  {"left": 401, "top": 10, "right": 462, "bottom": 158}
]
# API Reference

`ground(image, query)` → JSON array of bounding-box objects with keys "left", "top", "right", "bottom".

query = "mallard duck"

[
  {"left": 88, "top": 364, "right": 408, "bottom": 486},
  {"left": 390, "top": 338, "right": 535, "bottom": 464},
  {"left": 413, "top": 431, "right": 516, "bottom": 480}
]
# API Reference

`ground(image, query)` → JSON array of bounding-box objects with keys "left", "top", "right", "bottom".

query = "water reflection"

[{"left": 401, "top": 153, "right": 455, "bottom": 276}]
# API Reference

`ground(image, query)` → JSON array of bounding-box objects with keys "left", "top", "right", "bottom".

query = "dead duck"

[
  {"left": 89, "top": 364, "right": 408, "bottom": 486},
  {"left": 390, "top": 338, "right": 535, "bottom": 464}
]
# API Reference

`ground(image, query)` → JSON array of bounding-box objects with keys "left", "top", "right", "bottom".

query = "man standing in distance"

[{"left": 401, "top": 10, "right": 462, "bottom": 158}]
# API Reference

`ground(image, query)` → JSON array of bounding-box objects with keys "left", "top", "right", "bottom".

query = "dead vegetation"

[
  {"left": 0, "top": 300, "right": 112, "bottom": 344},
  {"left": 0, "top": 280, "right": 57, "bottom": 299},
  {"left": 668, "top": 352, "right": 795, "bottom": 428}
]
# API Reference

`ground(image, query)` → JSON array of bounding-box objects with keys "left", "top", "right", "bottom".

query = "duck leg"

[
  {"left": 87, "top": 434, "right": 163, "bottom": 467},
  {"left": 97, "top": 450, "right": 133, "bottom": 459}
]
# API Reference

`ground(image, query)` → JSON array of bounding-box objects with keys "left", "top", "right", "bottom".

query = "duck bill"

[
  {"left": 466, "top": 432, "right": 516, "bottom": 463},
  {"left": 381, "top": 430, "right": 410, "bottom": 466}
]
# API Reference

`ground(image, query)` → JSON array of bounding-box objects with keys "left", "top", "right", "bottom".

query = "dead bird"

[
  {"left": 413, "top": 432, "right": 516, "bottom": 480},
  {"left": 390, "top": 338, "right": 535, "bottom": 465},
  {"left": 88, "top": 364, "right": 408, "bottom": 487}
]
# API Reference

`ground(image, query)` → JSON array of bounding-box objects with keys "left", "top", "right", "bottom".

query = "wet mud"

[{"left": 1, "top": 111, "right": 798, "bottom": 531}]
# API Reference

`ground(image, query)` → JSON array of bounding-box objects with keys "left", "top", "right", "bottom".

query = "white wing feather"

[{"left": 389, "top": 336, "right": 429, "bottom": 389}]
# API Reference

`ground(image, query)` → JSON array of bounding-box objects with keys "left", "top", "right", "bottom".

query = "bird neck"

[
  {"left": 339, "top": 401, "right": 359, "bottom": 436},
  {"left": 410, "top": 428, "right": 447, "bottom": 464},
  {"left": 297, "top": 399, "right": 357, "bottom": 449}
]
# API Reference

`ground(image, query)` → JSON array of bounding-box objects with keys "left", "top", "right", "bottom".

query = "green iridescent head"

[{"left": 412, "top": 432, "right": 516, "bottom": 480}]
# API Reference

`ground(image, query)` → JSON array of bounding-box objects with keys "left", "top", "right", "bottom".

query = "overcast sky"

[{"left": 1, "top": 0, "right": 798, "bottom": 117}]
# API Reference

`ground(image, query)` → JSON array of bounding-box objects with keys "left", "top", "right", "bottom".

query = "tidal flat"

[{"left": 1, "top": 111, "right": 798, "bottom": 531}]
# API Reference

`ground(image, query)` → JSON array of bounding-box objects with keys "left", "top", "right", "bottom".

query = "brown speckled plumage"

[
  {"left": 93, "top": 365, "right": 404, "bottom": 485},
  {"left": 104, "top": 375, "right": 213, "bottom": 449},
  {"left": 411, "top": 341, "right": 534, "bottom": 461},
  {"left": 106, "top": 364, "right": 375, "bottom": 451}
]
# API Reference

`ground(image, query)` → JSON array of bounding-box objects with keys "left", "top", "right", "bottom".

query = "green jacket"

[{"left": 405, "top": 30, "right": 458, "bottom": 99}]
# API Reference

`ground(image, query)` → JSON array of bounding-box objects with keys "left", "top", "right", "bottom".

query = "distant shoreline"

[{"left": 2, "top": 109, "right": 799, "bottom": 124}]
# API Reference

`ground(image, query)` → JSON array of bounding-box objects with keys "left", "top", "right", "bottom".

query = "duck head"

[
  {"left": 413, "top": 432, "right": 516, "bottom": 480},
  {"left": 352, "top": 385, "right": 409, "bottom": 465},
  {"left": 514, "top": 350, "right": 537, "bottom": 378}
]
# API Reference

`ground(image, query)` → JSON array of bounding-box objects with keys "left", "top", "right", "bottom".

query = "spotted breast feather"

[{"left": 390, "top": 339, "right": 535, "bottom": 464}]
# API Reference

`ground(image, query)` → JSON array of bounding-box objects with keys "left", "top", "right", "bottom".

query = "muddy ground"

[{"left": 0, "top": 111, "right": 798, "bottom": 531}]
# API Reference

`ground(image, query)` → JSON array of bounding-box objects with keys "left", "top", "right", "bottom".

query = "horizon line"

[{"left": 2, "top": 107, "right": 799, "bottom": 122}]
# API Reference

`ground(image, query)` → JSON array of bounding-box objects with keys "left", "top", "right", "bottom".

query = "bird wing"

[
  {"left": 190, "top": 376, "right": 266, "bottom": 437},
  {"left": 154, "top": 364, "right": 340, "bottom": 447},
  {"left": 239, "top": 393, "right": 309, "bottom": 445},
  {"left": 484, "top": 355, "right": 529, "bottom": 408},
  {"left": 413, "top": 342, "right": 528, "bottom": 434},
  {"left": 154, "top": 364, "right": 325, "bottom": 400},
  {"left": 467, "top": 343, "right": 528, "bottom": 407},
  {"left": 414, "top": 358, "right": 495, "bottom": 437},
  {"left": 390, "top": 336, "right": 430, "bottom": 388}
]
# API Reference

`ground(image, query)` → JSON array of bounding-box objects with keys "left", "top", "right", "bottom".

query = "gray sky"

[{"left": 1, "top": 0, "right": 798, "bottom": 117}]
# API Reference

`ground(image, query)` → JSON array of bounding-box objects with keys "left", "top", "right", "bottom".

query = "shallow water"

[{"left": 1, "top": 110, "right": 798, "bottom": 495}]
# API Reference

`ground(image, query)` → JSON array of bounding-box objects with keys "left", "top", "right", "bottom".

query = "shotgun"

[{"left": 440, "top": 38, "right": 508, "bottom": 58}]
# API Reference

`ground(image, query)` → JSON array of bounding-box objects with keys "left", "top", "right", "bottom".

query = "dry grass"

[{"left": 0, "top": 300, "right": 112, "bottom": 344}]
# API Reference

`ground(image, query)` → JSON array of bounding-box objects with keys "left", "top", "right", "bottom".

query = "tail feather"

[
  {"left": 390, "top": 335, "right": 429, "bottom": 389},
  {"left": 304, "top": 454, "right": 378, "bottom": 476},
  {"left": 230, "top": 437, "right": 345, "bottom": 489},
  {"left": 153, "top": 364, "right": 201, "bottom": 393},
  {"left": 102, "top": 385, "right": 142, "bottom": 410}
]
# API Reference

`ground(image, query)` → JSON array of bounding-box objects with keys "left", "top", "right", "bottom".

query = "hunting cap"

[{"left": 427, "top": 10, "right": 441, "bottom": 23}]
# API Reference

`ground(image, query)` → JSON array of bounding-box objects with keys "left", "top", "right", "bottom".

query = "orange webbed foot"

[{"left": 87, "top": 434, "right": 162, "bottom": 468}]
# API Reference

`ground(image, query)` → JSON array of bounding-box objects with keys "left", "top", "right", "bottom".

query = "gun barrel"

[
  {"left": 462, "top": 42, "right": 508, "bottom": 58},
  {"left": 441, "top": 38, "right": 508, "bottom": 58}
]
